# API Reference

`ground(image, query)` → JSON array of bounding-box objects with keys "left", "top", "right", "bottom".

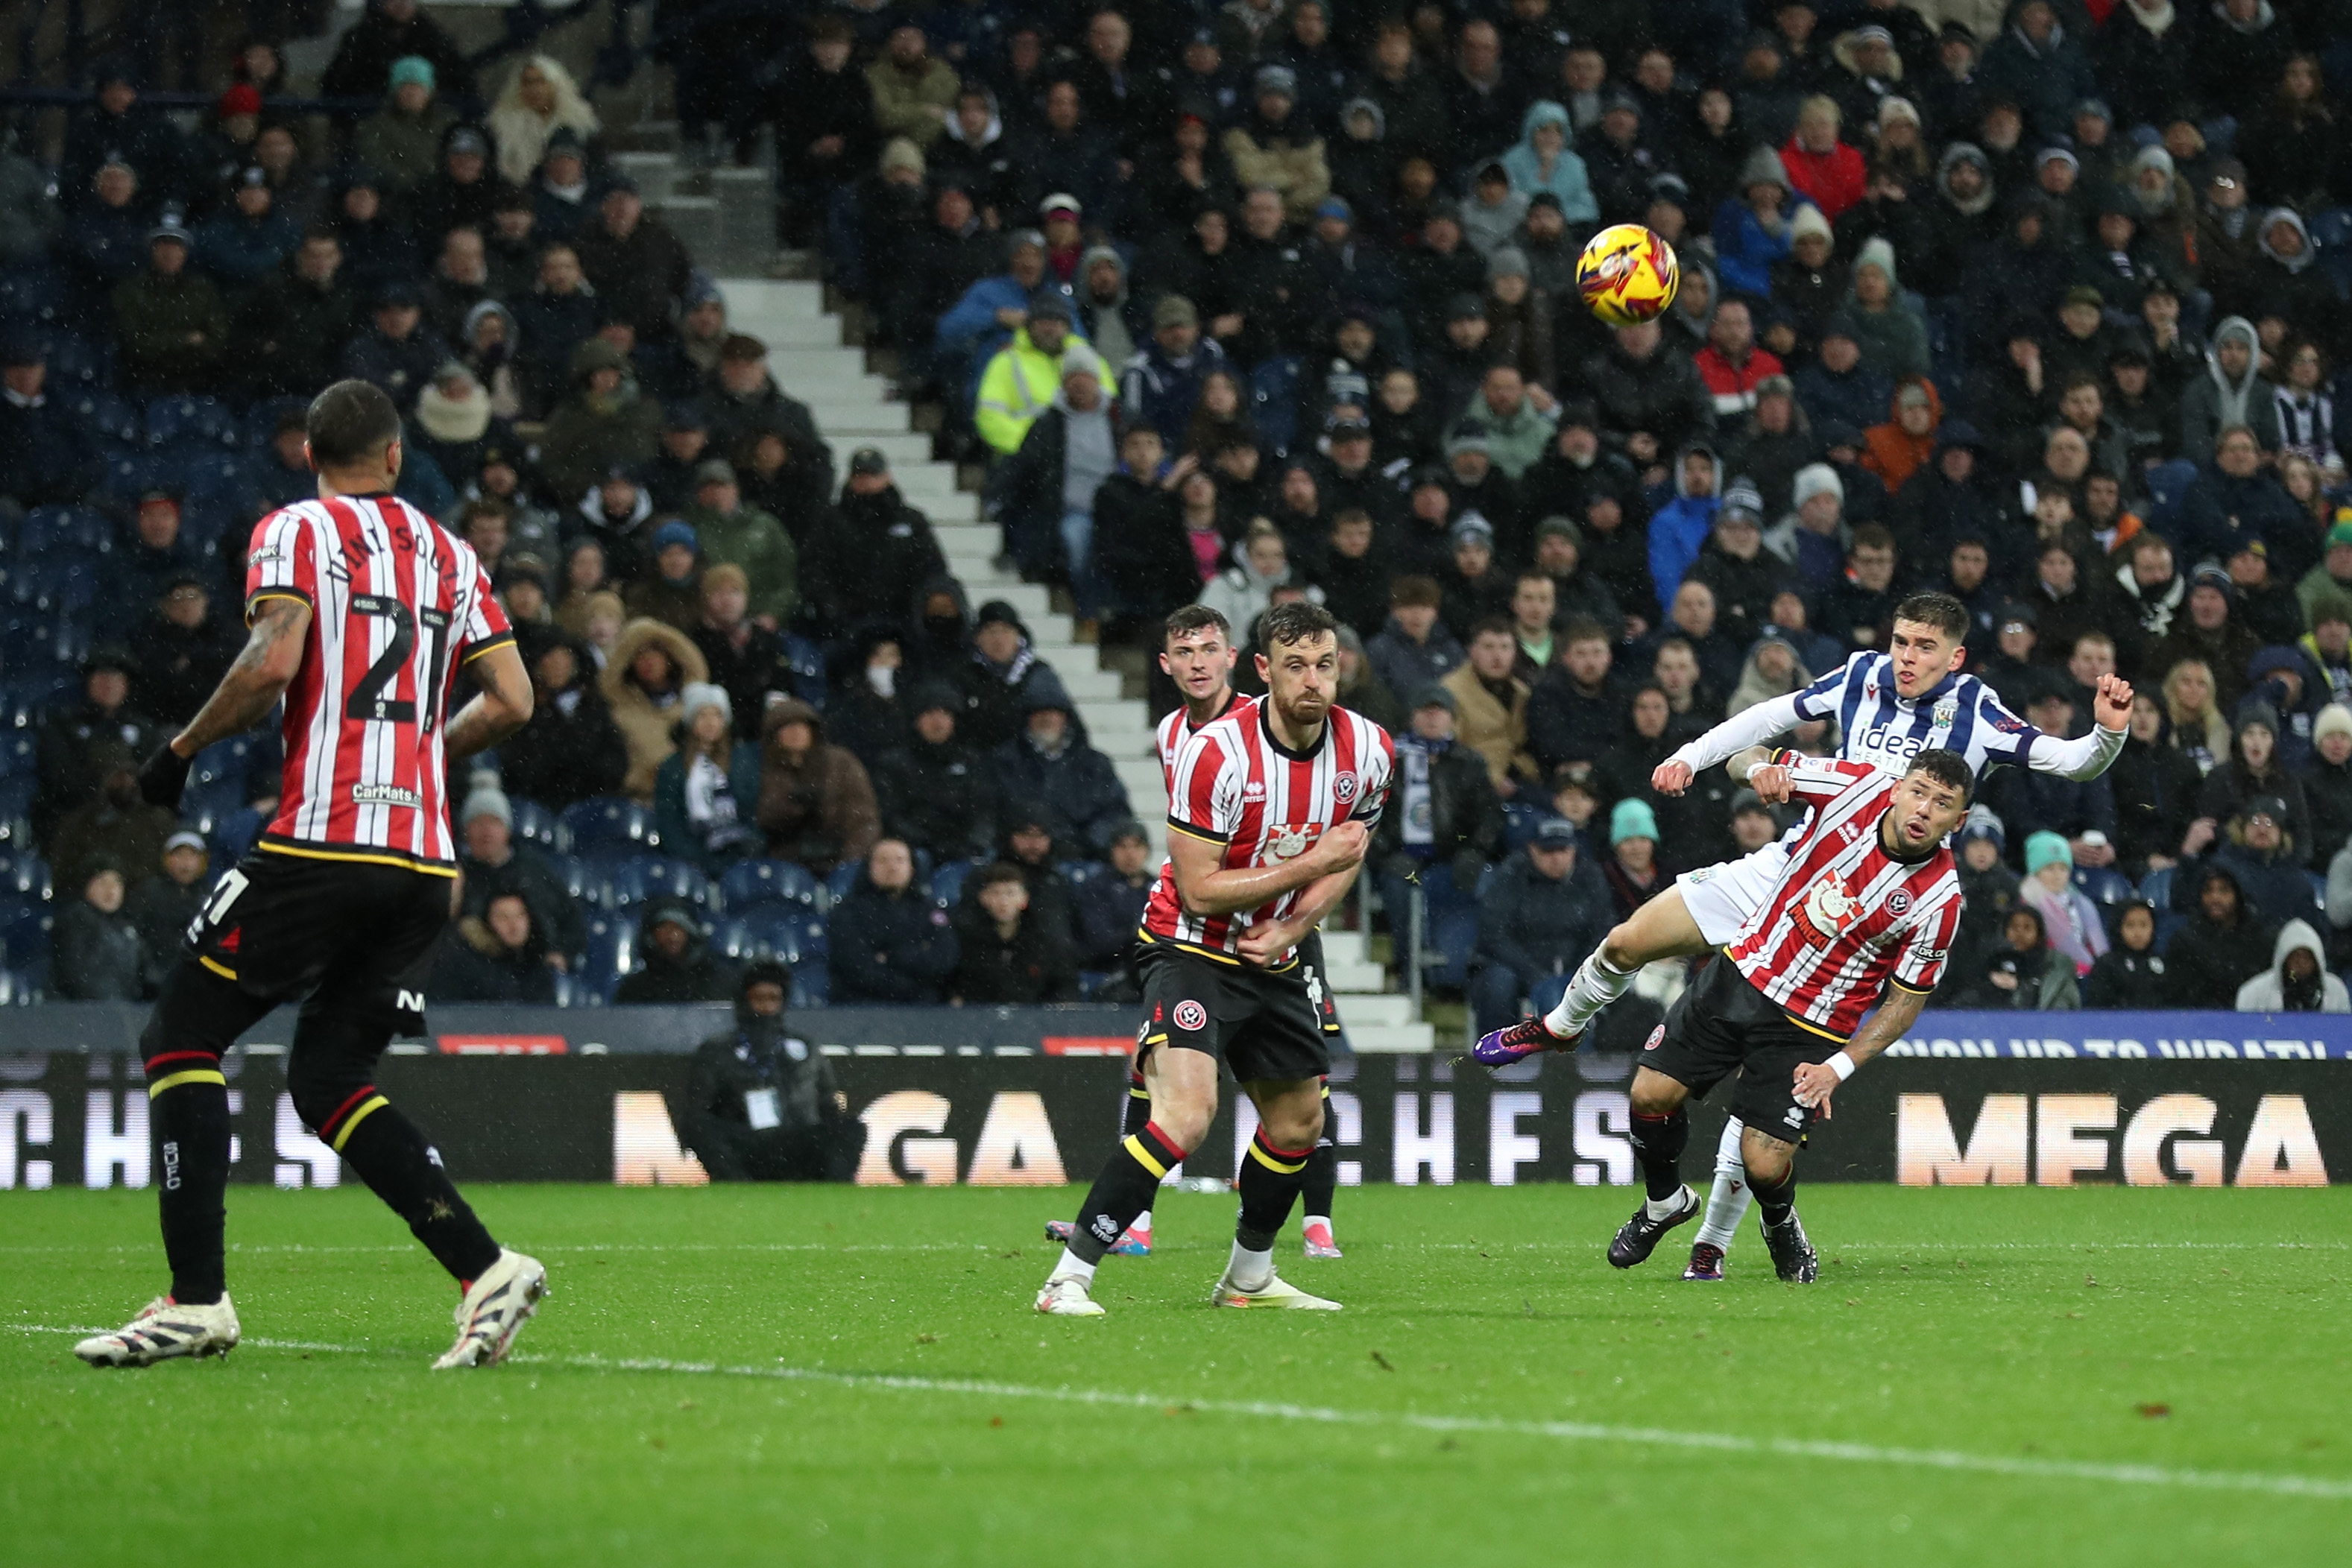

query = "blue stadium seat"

[
  {"left": 600, "top": 853, "right": 712, "bottom": 911},
  {"left": 550, "top": 970, "right": 601, "bottom": 1008},
  {"left": 0, "top": 853, "right": 53, "bottom": 901},
  {"left": 0, "top": 896, "right": 53, "bottom": 970},
  {"left": 710, "top": 909, "right": 828, "bottom": 1006},
  {"left": 69, "top": 389, "right": 142, "bottom": 451},
  {"left": 0, "top": 774, "right": 33, "bottom": 829},
  {"left": 930, "top": 858, "right": 985, "bottom": 910},
  {"left": 1249, "top": 354, "right": 1304, "bottom": 456},
  {"left": 508, "top": 797, "right": 569, "bottom": 853},
  {"left": 0, "top": 731, "right": 35, "bottom": 776},
  {"left": 0, "top": 267, "right": 72, "bottom": 325},
  {"left": 1057, "top": 859, "right": 1103, "bottom": 888},
  {"left": 2138, "top": 865, "right": 2174, "bottom": 911},
  {"left": 0, "top": 967, "right": 36, "bottom": 1005},
  {"left": 561, "top": 796, "right": 661, "bottom": 854},
  {"left": 144, "top": 395, "right": 240, "bottom": 452},
  {"left": 820, "top": 852, "right": 930, "bottom": 905},
  {"left": 719, "top": 857, "right": 823, "bottom": 913},
  {"left": 243, "top": 396, "right": 310, "bottom": 451},
  {"left": 581, "top": 916, "right": 639, "bottom": 1000},
  {"left": 1501, "top": 801, "right": 1545, "bottom": 852},
  {"left": 19, "top": 506, "right": 110, "bottom": 556},
  {"left": 2072, "top": 866, "right": 2134, "bottom": 906},
  {"left": 548, "top": 852, "right": 596, "bottom": 905}
]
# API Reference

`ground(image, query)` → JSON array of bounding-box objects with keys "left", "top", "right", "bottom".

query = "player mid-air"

[
  {"left": 1607, "top": 749, "right": 1972, "bottom": 1282},
  {"left": 1037, "top": 604, "right": 1390, "bottom": 1316},
  {"left": 1044, "top": 606, "right": 1349, "bottom": 1260},
  {"left": 1476, "top": 592, "right": 2132, "bottom": 1277},
  {"left": 75, "top": 380, "right": 545, "bottom": 1371}
]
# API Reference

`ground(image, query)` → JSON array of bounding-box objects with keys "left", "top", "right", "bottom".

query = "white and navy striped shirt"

[{"left": 1672, "top": 651, "right": 2122, "bottom": 784}]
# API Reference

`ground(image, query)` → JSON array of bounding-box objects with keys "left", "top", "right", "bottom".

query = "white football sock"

[
  {"left": 1546, "top": 949, "right": 1639, "bottom": 1037},
  {"left": 1226, "top": 1239, "right": 1274, "bottom": 1291},
  {"left": 1053, "top": 1248, "right": 1097, "bottom": 1285},
  {"left": 1130, "top": 1209, "right": 1153, "bottom": 1235},
  {"left": 1645, "top": 1188, "right": 1688, "bottom": 1221},
  {"left": 1694, "top": 1118, "right": 1752, "bottom": 1250}
]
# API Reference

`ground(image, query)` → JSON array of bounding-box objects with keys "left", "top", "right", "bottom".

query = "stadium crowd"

[{"left": 7, "top": 0, "right": 2352, "bottom": 1021}]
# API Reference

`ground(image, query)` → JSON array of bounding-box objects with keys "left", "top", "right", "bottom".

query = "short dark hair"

[
  {"left": 1850, "top": 523, "right": 1896, "bottom": 554},
  {"left": 1258, "top": 600, "right": 1339, "bottom": 653},
  {"left": 1470, "top": 613, "right": 1516, "bottom": 642},
  {"left": 305, "top": 379, "right": 401, "bottom": 469},
  {"left": 1330, "top": 506, "right": 1372, "bottom": 531},
  {"left": 1515, "top": 568, "right": 1554, "bottom": 591},
  {"left": 1562, "top": 616, "right": 1609, "bottom": 647},
  {"left": 1164, "top": 604, "right": 1229, "bottom": 643},
  {"left": 1905, "top": 746, "right": 1975, "bottom": 804},
  {"left": 975, "top": 862, "right": 1027, "bottom": 892},
  {"left": 1893, "top": 591, "right": 1969, "bottom": 642},
  {"left": 1390, "top": 575, "right": 1442, "bottom": 609}
]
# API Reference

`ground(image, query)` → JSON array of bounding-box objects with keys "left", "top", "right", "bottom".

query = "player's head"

[
  {"left": 1255, "top": 601, "right": 1340, "bottom": 730},
  {"left": 1159, "top": 604, "right": 1236, "bottom": 700},
  {"left": 1888, "top": 592, "right": 1969, "bottom": 698},
  {"left": 304, "top": 378, "right": 404, "bottom": 490},
  {"left": 1886, "top": 748, "right": 1973, "bottom": 852}
]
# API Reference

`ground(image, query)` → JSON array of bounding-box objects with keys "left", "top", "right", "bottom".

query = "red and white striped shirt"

[
  {"left": 1142, "top": 703, "right": 1393, "bottom": 963},
  {"left": 1155, "top": 689, "right": 1252, "bottom": 795},
  {"left": 1724, "top": 756, "right": 1961, "bottom": 1038},
  {"left": 245, "top": 493, "right": 512, "bottom": 873}
]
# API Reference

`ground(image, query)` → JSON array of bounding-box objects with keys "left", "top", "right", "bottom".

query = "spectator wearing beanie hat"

[
  {"left": 1601, "top": 797, "right": 1663, "bottom": 921},
  {"left": 655, "top": 681, "right": 765, "bottom": 872},
  {"left": 2021, "top": 830, "right": 2108, "bottom": 976},
  {"left": 455, "top": 783, "right": 587, "bottom": 961}
]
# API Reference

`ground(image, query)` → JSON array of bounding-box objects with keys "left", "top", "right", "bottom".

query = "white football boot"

[
  {"left": 1035, "top": 1274, "right": 1106, "bottom": 1316},
  {"left": 432, "top": 1249, "right": 547, "bottom": 1369},
  {"left": 75, "top": 1294, "right": 241, "bottom": 1367},
  {"left": 1211, "top": 1268, "right": 1342, "bottom": 1309}
]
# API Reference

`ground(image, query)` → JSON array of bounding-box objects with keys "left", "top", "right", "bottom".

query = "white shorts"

[{"left": 1674, "top": 840, "right": 1792, "bottom": 946}]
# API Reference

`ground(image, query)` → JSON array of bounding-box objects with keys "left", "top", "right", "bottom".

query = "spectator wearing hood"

[
  {"left": 1915, "top": 141, "right": 1999, "bottom": 300},
  {"left": 1500, "top": 100, "right": 1597, "bottom": 223},
  {"left": 1645, "top": 443, "right": 1724, "bottom": 613},
  {"left": 1223, "top": 66, "right": 1331, "bottom": 223},
  {"left": 616, "top": 902, "right": 732, "bottom": 1007},
  {"left": 537, "top": 337, "right": 662, "bottom": 501},
  {"left": 2197, "top": 0, "right": 2295, "bottom": 123},
  {"left": 1958, "top": 903, "right": 2081, "bottom": 1008},
  {"left": 2179, "top": 317, "right": 2283, "bottom": 464},
  {"left": 1793, "top": 314, "right": 1894, "bottom": 436},
  {"left": 51, "top": 856, "right": 146, "bottom": 1002},
  {"left": 2236, "top": 918, "right": 2348, "bottom": 1012},
  {"left": 500, "top": 633, "right": 628, "bottom": 809},
  {"left": 755, "top": 698, "right": 880, "bottom": 876},
  {"left": 600, "top": 616, "right": 709, "bottom": 802},
  {"left": 684, "top": 961, "right": 863, "bottom": 1178},
  {"left": 2223, "top": 208, "right": 2339, "bottom": 355},
  {"left": 991, "top": 671, "right": 1126, "bottom": 857},
  {"left": 2163, "top": 863, "right": 2275, "bottom": 1005},
  {"left": 830, "top": 840, "right": 959, "bottom": 1006},
  {"left": 2080, "top": 897, "right": 2169, "bottom": 1007},
  {"left": 1713, "top": 145, "right": 1808, "bottom": 297},
  {"left": 957, "top": 600, "right": 1057, "bottom": 752},
  {"left": 2192, "top": 702, "right": 2312, "bottom": 856},
  {"left": 993, "top": 350, "right": 1121, "bottom": 607},
  {"left": 874, "top": 683, "right": 999, "bottom": 862}
]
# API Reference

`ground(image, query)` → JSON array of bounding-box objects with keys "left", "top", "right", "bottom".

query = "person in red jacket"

[
  {"left": 1779, "top": 95, "right": 1867, "bottom": 223},
  {"left": 1694, "top": 297, "right": 1786, "bottom": 423}
]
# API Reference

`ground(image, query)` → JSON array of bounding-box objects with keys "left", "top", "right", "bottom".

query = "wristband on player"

[{"left": 1826, "top": 1052, "right": 1856, "bottom": 1082}]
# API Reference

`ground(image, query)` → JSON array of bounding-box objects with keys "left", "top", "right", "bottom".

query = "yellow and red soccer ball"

[{"left": 1576, "top": 223, "right": 1680, "bottom": 326}]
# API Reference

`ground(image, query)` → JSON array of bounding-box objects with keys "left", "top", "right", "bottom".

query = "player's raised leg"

[
  {"left": 1685, "top": 1116, "right": 1752, "bottom": 1281},
  {"left": 1474, "top": 889, "right": 1709, "bottom": 1063},
  {"left": 1609, "top": 1063, "right": 1702, "bottom": 1265},
  {"left": 1214, "top": 1075, "right": 1340, "bottom": 1308}
]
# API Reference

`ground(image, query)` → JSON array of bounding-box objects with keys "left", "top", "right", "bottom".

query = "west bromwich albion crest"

[{"left": 1932, "top": 698, "right": 1957, "bottom": 730}]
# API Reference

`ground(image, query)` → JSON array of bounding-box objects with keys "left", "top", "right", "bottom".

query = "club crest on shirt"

[
  {"left": 1888, "top": 888, "right": 1913, "bottom": 915},
  {"left": 1932, "top": 699, "right": 1957, "bottom": 730},
  {"left": 1643, "top": 1024, "right": 1665, "bottom": 1052},
  {"left": 1332, "top": 771, "right": 1360, "bottom": 803},
  {"left": 1795, "top": 872, "right": 1859, "bottom": 946}
]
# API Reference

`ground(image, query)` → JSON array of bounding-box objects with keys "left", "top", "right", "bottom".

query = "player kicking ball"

[
  {"left": 1044, "top": 607, "right": 1349, "bottom": 1261},
  {"left": 74, "top": 382, "right": 545, "bottom": 1371},
  {"left": 1037, "top": 605, "right": 1391, "bottom": 1316},
  {"left": 1474, "top": 592, "right": 2130, "bottom": 1277},
  {"left": 1609, "top": 749, "right": 1973, "bottom": 1281}
]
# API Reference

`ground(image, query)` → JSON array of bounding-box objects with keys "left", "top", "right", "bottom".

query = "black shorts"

[
  {"left": 1640, "top": 955, "right": 1840, "bottom": 1145},
  {"left": 1137, "top": 941, "right": 1330, "bottom": 1085},
  {"left": 185, "top": 846, "right": 453, "bottom": 1030}
]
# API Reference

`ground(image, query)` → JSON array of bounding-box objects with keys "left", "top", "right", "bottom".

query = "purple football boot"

[{"left": 1471, "top": 1017, "right": 1580, "bottom": 1066}]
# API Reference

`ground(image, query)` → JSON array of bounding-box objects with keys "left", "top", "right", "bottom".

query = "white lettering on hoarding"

[
  {"left": 965, "top": 1093, "right": 1067, "bottom": 1185},
  {"left": 1393, "top": 1093, "right": 1455, "bottom": 1186},
  {"left": 1571, "top": 1091, "right": 1634, "bottom": 1186},
  {"left": 856, "top": 1090, "right": 956, "bottom": 1185},
  {"left": 612, "top": 1091, "right": 710, "bottom": 1186},
  {"left": 2036, "top": 1095, "right": 2119, "bottom": 1186},
  {"left": 83, "top": 1091, "right": 148, "bottom": 1189},
  {"left": 0, "top": 1090, "right": 54, "bottom": 1189},
  {"left": 1487, "top": 1092, "right": 1542, "bottom": 1186},
  {"left": 1896, "top": 1093, "right": 2029, "bottom": 1185},
  {"left": 2235, "top": 1096, "right": 2327, "bottom": 1186},
  {"left": 2120, "top": 1094, "right": 2223, "bottom": 1186}
]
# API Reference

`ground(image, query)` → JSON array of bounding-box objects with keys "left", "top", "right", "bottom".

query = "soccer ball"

[{"left": 1576, "top": 223, "right": 1680, "bottom": 326}]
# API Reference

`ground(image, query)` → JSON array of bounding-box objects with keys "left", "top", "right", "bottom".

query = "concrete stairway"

[{"left": 716, "top": 278, "right": 1432, "bottom": 1053}]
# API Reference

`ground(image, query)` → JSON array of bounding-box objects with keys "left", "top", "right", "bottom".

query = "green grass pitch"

[{"left": 4, "top": 1183, "right": 2345, "bottom": 1567}]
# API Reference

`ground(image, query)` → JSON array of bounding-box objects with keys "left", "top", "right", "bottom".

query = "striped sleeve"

[
  {"left": 244, "top": 508, "right": 315, "bottom": 624},
  {"left": 1785, "top": 754, "right": 1879, "bottom": 809},
  {"left": 1791, "top": 651, "right": 1862, "bottom": 722},
  {"left": 1351, "top": 720, "right": 1395, "bottom": 830},
  {"left": 1167, "top": 728, "right": 1238, "bottom": 844},
  {"left": 456, "top": 551, "right": 515, "bottom": 663},
  {"left": 1893, "top": 887, "right": 1962, "bottom": 993}
]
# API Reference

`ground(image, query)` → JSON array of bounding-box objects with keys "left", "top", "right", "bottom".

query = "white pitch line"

[{"left": 11, "top": 1324, "right": 2333, "bottom": 1502}]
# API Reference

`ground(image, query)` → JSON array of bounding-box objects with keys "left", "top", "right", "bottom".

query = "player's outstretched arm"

[
  {"left": 165, "top": 595, "right": 314, "bottom": 759},
  {"left": 2023, "top": 672, "right": 2132, "bottom": 780},
  {"left": 1653, "top": 692, "right": 1808, "bottom": 794},
  {"left": 1170, "top": 819, "right": 1366, "bottom": 918},
  {"left": 444, "top": 640, "right": 535, "bottom": 761},
  {"left": 1791, "top": 982, "right": 1929, "bottom": 1113}
]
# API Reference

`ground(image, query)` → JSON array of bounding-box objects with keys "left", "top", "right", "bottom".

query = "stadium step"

[{"left": 707, "top": 239, "right": 1432, "bottom": 1046}]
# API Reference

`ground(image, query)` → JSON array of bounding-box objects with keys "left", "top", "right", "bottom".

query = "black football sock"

[
  {"left": 321, "top": 1091, "right": 502, "bottom": 1284},
  {"left": 1067, "top": 1122, "right": 1185, "bottom": 1266},
  {"left": 146, "top": 1055, "right": 233, "bottom": 1306},
  {"left": 1628, "top": 1110, "right": 1690, "bottom": 1202},
  {"left": 1235, "top": 1127, "right": 1314, "bottom": 1251},
  {"left": 1302, "top": 1137, "right": 1339, "bottom": 1221},
  {"left": 1749, "top": 1166, "right": 1796, "bottom": 1228},
  {"left": 1120, "top": 1070, "right": 1153, "bottom": 1137}
]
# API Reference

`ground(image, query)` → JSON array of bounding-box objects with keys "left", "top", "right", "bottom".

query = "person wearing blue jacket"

[
  {"left": 933, "top": 228, "right": 1052, "bottom": 396},
  {"left": 1645, "top": 442, "right": 1723, "bottom": 615},
  {"left": 1499, "top": 101, "right": 1598, "bottom": 227},
  {"left": 1712, "top": 145, "right": 1809, "bottom": 298},
  {"left": 192, "top": 167, "right": 301, "bottom": 289}
]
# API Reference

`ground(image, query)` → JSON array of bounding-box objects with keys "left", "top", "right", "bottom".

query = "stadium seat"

[
  {"left": 0, "top": 774, "right": 33, "bottom": 829},
  {"left": 546, "top": 852, "right": 596, "bottom": 906},
  {"left": 930, "top": 858, "right": 985, "bottom": 910},
  {"left": 1501, "top": 801, "right": 1545, "bottom": 852},
  {"left": 549, "top": 970, "right": 601, "bottom": 1008},
  {"left": 0, "top": 897, "right": 53, "bottom": 970},
  {"left": 2072, "top": 866, "right": 2134, "bottom": 907},
  {"left": 207, "top": 807, "right": 265, "bottom": 865},
  {"left": 508, "top": 797, "right": 569, "bottom": 853},
  {"left": 581, "top": 916, "right": 639, "bottom": 1000},
  {"left": 710, "top": 908, "right": 828, "bottom": 1007},
  {"left": 823, "top": 848, "right": 936, "bottom": 905},
  {"left": 0, "top": 853, "right": 53, "bottom": 902},
  {"left": 243, "top": 397, "right": 310, "bottom": 451},
  {"left": 1249, "top": 354, "right": 1304, "bottom": 456},
  {"left": 600, "top": 853, "right": 713, "bottom": 911},
  {"left": 0, "top": 731, "right": 35, "bottom": 775},
  {"left": 69, "top": 389, "right": 142, "bottom": 452},
  {"left": 145, "top": 395, "right": 241, "bottom": 452},
  {"left": 2138, "top": 866, "right": 2174, "bottom": 911},
  {"left": 561, "top": 796, "right": 661, "bottom": 855},
  {"left": 719, "top": 857, "right": 823, "bottom": 914},
  {"left": 0, "top": 967, "right": 34, "bottom": 1005}
]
